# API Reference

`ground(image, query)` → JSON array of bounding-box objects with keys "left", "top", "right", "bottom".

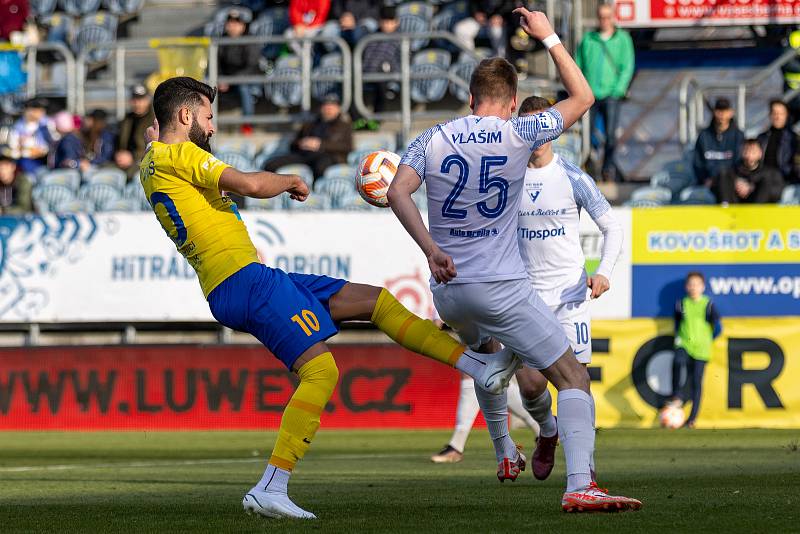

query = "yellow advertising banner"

[{"left": 581, "top": 318, "right": 800, "bottom": 428}]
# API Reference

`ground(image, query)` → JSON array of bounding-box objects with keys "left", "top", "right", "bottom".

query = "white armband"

[{"left": 542, "top": 34, "right": 561, "bottom": 50}]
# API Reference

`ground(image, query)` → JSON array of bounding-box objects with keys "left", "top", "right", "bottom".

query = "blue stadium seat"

[
  {"left": 285, "top": 192, "right": 332, "bottom": 211},
  {"left": 780, "top": 184, "right": 800, "bottom": 205},
  {"left": 552, "top": 133, "right": 582, "bottom": 166},
  {"left": 316, "top": 171, "right": 355, "bottom": 208},
  {"left": 244, "top": 195, "right": 283, "bottom": 211},
  {"left": 413, "top": 48, "right": 451, "bottom": 69},
  {"left": 448, "top": 58, "right": 476, "bottom": 103},
  {"left": 73, "top": 12, "right": 117, "bottom": 63},
  {"left": 410, "top": 49, "right": 451, "bottom": 104},
  {"left": 100, "top": 198, "right": 141, "bottom": 211},
  {"left": 85, "top": 167, "right": 126, "bottom": 190},
  {"left": 215, "top": 150, "right": 256, "bottom": 171},
  {"left": 623, "top": 198, "right": 663, "bottom": 208},
  {"left": 336, "top": 192, "right": 372, "bottom": 210},
  {"left": 347, "top": 149, "right": 374, "bottom": 167},
  {"left": 355, "top": 133, "right": 397, "bottom": 153},
  {"left": 397, "top": 2, "right": 435, "bottom": 21},
  {"left": 60, "top": 0, "right": 101, "bottom": 17},
  {"left": 78, "top": 182, "right": 122, "bottom": 210},
  {"left": 30, "top": 0, "right": 58, "bottom": 17},
  {"left": 311, "top": 63, "right": 343, "bottom": 102},
  {"left": 249, "top": 7, "right": 289, "bottom": 37},
  {"left": 678, "top": 186, "right": 717, "bottom": 205},
  {"left": 32, "top": 183, "right": 77, "bottom": 212},
  {"left": 40, "top": 168, "right": 81, "bottom": 192},
  {"left": 397, "top": 12, "right": 429, "bottom": 51},
  {"left": 53, "top": 198, "right": 94, "bottom": 212},
  {"left": 431, "top": 0, "right": 468, "bottom": 31},
  {"left": 39, "top": 13, "right": 74, "bottom": 46},
  {"left": 319, "top": 53, "right": 343, "bottom": 68},
  {"left": 103, "top": 0, "right": 144, "bottom": 16},
  {"left": 204, "top": 6, "right": 253, "bottom": 37},
  {"left": 630, "top": 186, "right": 672, "bottom": 205},
  {"left": 264, "top": 55, "right": 302, "bottom": 108},
  {"left": 253, "top": 138, "right": 291, "bottom": 169},
  {"left": 276, "top": 163, "right": 313, "bottom": 188},
  {"left": 124, "top": 180, "right": 150, "bottom": 210}
]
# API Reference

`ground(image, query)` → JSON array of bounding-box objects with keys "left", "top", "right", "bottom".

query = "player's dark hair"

[
  {"left": 518, "top": 95, "right": 552, "bottom": 115},
  {"left": 153, "top": 77, "right": 216, "bottom": 130},
  {"left": 686, "top": 271, "right": 705, "bottom": 283},
  {"left": 469, "top": 57, "right": 517, "bottom": 106}
]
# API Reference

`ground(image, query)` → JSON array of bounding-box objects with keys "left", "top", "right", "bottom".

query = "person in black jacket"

[
  {"left": 712, "top": 138, "right": 784, "bottom": 204},
  {"left": 757, "top": 99, "right": 796, "bottom": 183},
  {"left": 453, "top": 1, "right": 515, "bottom": 58},
  {"left": 331, "top": 0, "right": 381, "bottom": 46},
  {"left": 693, "top": 98, "right": 744, "bottom": 185},
  {"left": 217, "top": 9, "right": 261, "bottom": 132}
]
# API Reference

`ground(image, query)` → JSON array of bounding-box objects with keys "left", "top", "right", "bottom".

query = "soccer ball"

[
  {"left": 659, "top": 405, "right": 686, "bottom": 429},
  {"left": 355, "top": 150, "right": 401, "bottom": 208}
]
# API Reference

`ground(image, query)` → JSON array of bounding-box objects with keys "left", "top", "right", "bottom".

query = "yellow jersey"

[{"left": 140, "top": 141, "right": 260, "bottom": 298}]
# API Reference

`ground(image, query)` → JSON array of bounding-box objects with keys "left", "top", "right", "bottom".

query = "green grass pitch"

[{"left": 1, "top": 429, "right": 798, "bottom": 533}]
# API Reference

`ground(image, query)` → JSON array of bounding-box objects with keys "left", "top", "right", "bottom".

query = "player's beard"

[{"left": 188, "top": 117, "right": 212, "bottom": 152}]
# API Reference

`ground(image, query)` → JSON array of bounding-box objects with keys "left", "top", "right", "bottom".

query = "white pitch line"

[{"left": 0, "top": 453, "right": 418, "bottom": 473}]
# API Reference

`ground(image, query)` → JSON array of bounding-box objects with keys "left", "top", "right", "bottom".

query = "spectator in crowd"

[
  {"left": 0, "top": 0, "right": 28, "bottom": 41},
  {"left": 51, "top": 110, "right": 88, "bottom": 171},
  {"left": 355, "top": 5, "right": 399, "bottom": 130},
  {"left": 0, "top": 152, "right": 30, "bottom": 212},
  {"left": 287, "top": 0, "right": 331, "bottom": 40},
  {"left": 757, "top": 99, "right": 796, "bottom": 183},
  {"left": 0, "top": 154, "right": 31, "bottom": 213},
  {"left": 217, "top": 9, "right": 261, "bottom": 133},
  {"left": 712, "top": 138, "right": 784, "bottom": 204},
  {"left": 453, "top": 1, "right": 513, "bottom": 59},
  {"left": 7, "top": 97, "right": 53, "bottom": 174},
  {"left": 0, "top": 49, "right": 27, "bottom": 103},
  {"left": 81, "top": 109, "right": 115, "bottom": 168},
  {"left": 331, "top": 0, "right": 380, "bottom": 47},
  {"left": 115, "top": 84, "right": 156, "bottom": 176},
  {"left": 262, "top": 93, "right": 351, "bottom": 181},
  {"left": 666, "top": 271, "right": 722, "bottom": 429},
  {"left": 576, "top": 2, "right": 634, "bottom": 182},
  {"left": 693, "top": 98, "right": 744, "bottom": 186}
]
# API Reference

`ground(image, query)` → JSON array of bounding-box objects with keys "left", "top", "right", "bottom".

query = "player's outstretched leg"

[
  {"left": 244, "top": 346, "right": 338, "bottom": 520},
  {"left": 543, "top": 351, "right": 641, "bottom": 513},
  {"left": 516, "top": 367, "right": 559, "bottom": 481},
  {"left": 474, "top": 383, "right": 526, "bottom": 482},
  {"left": 329, "top": 284, "right": 520, "bottom": 394}
]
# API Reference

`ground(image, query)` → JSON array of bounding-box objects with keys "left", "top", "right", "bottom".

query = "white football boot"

[
  {"left": 467, "top": 347, "right": 521, "bottom": 394},
  {"left": 242, "top": 487, "right": 317, "bottom": 519}
]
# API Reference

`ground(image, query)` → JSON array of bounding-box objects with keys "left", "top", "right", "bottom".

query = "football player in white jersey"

[{"left": 388, "top": 9, "right": 640, "bottom": 513}]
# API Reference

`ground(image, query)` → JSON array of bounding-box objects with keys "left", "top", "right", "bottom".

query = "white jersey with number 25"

[{"left": 400, "top": 108, "right": 564, "bottom": 284}]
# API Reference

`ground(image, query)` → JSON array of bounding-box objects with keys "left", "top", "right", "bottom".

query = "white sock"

[
  {"left": 474, "top": 382, "right": 517, "bottom": 462},
  {"left": 589, "top": 392, "right": 596, "bottom": 475},
  {"left": 448, "top": 376, "right": 480, "bottom": 453},
  {"left": 257, "top": 464, "right": 290, "bottom": 495},
  {"left": 506, "top": 380, "right": 540, "bottom": 437},
  {"left": 454, "top": 351, "right": 487, "bottom": 378},
  {"left": 524, "top": 389, "right": 557, "bottom": 438},
  {"left": 557, "top": 389, "right": 595, "bottom": 492}
]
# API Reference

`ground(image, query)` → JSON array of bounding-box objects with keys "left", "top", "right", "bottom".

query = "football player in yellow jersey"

[{"left": 140, "top": 77, "right": 520, "bottom": 520}]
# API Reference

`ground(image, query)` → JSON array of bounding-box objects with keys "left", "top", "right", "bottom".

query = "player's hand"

[
  {"left": 287, "top": 175, "right": 309, "bottom": 202},
  {"left": 587, "top": 274, "right": 610, "bottom": 299},
  {"left": 513, "top": 7, "right": 554, "bottom": 41},
  {"left": 145, "top": 118, "right": 159, "bottom": 144},
  {"left": 428, "top": 247, "right": 457, "bottom": 284}
]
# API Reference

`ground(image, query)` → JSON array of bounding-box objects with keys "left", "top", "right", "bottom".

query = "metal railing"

[
  {"left": 678, "top": 47, "right": 800, "bottom": 146},
  {"left": 0, "top": 42, "right": 76, "bottom": 112}
]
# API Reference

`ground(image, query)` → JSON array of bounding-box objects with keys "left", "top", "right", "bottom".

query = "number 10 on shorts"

[
  {"left": 292, "top": 310, "right": 321, "bottom": 336},
  {"left": 574, "top": 322, "right": 589, "bottom": 345}
]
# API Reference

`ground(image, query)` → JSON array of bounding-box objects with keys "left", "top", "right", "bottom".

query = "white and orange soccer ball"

[
  {"left": 355, "top": 150, "right": 401, "bottom": 208},
  {"left": 659, "top": 404, "right": 686, "bottom": 429}
]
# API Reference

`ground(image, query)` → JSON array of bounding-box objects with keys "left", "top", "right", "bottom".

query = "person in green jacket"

[
  {"left": 668, "top": 271, "right": 722, "bottom": 428},
  {"left": 575, "top": 3, "right": 635, "bottom": 182}
]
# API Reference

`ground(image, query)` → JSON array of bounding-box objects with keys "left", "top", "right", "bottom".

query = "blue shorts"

[{"left": 208, "top": 263, "right": 347, "bottom": 368}]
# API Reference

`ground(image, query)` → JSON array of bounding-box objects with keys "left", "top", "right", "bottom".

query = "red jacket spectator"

[
  {"left": 0, "top": 0, "right": 29, "bottom": 40},
  {"left": 289, "top": 0, "right": 330, "bottom": 29}
]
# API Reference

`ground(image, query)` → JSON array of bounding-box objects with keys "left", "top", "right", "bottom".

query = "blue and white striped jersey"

[
  {"left": 518, "top": 154, "right": 612, "bottom": 305},
  {"left": 400, "top": 109, "right": 564, "bottom": 284}
]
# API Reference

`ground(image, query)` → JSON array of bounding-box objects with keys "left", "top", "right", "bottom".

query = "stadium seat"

[
  {"left": 53, "top": 198, "right": 94, "bottom": 212},
  {"left": 552, "top": 132, "right": 583, "bottom": 166},
  {"left": 60, "top": 0, "right": 101, "bottom": 17},
  {"left": 215, "top": 150, "right": 256, "bottom": 171},
  {"left": 38, "top": 13, "right": 74, "bottom": 46},
  {"left": 448, "top": 58, "right": 477, "bottom": 103},
  {"left": 355, "top": 133, "right": 397, "bottom": 153},
  {"left": 253, "top": 137, "right": 291, "bottom": 169},
  {"left": 32, "top": 183, "right": 77, "bottom": 212},
  {"left": 319, "top": 53, "right": 343, "bottom": 68},
  {"left": 347, "top": 149, "right": 374, "bottom": 167},
  {"left": 73, "top": 12, "right": 118, "bottom": 63},
  {"left": 678, "top": 186, "right": 717, "bottom": 205},
  {"left": 100, "top": 198, "right": 141, "bottom": 211},
  {"left": 780, "top": 184, "right": 800, "bottom": 205},
  {"left": 285, "top": 192, "right": 333, "bottom": 211},
  {"left": 431, "top": 0, "right": 468, "bottom": 32},
  {"left": 276, "top": 163, "right": 313, "bottom": 188},
  {"left": 204, "top": 6, "right": 253, "bottom": 37},
  {"left": 264, "top": 55, "right": 302, "bottom": 108},
  {"left": 311, "top": 63, "right": 343, "bottom": 102},
  {"left": 397, "top": 12, "right": 430, "bottom": 51},
  {"left": 243, "top": 195, "right": 283, "bottom": 210},
  {"left": 316, "top": 171, "right": 355, "bottom": 207},
  {"left": 124, "top": 180, "right": 150, "bottom": 210},
  {"left": 30, "top": 0, "right": 58, "bottom": 17},
  {"left": 623, "top": 198, "right": 663, "bottom": 208},
  {"left": 397, "top": 2, "right": 435, "bottom": 21},
  {"left": 411, "top": 49, "right": 451, "bottom": 104},
  {"left": 78, "top": 182, "right": 122, "bottom": 210},
  {"left": 85, "top": 167, "right": 127, "bottom": 190},
  {"left": 40, "top": 168, "right": 81, "bottom": 192},
  {"left": 103, "top": 0, "right": 144, "bottom": 16},
  {"left": 630, "top": 185, "right": 672, "bottom": 205},
  {"left": 249, "top": 7, "right": 289, "bottom": 37},
  {"left": 336, "top": 192, "right": 372, "bottom": 210}
]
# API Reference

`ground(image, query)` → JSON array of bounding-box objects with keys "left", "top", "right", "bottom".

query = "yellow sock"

[
  {"left": 371, "top": 288, "right": 464, "bottom": 367},
  {"left": 269, "top": 352, "right": 339, "bottom": 471}
]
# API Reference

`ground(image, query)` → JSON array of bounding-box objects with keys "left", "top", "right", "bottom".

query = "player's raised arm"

[
  {"left": 514, "top": 8, "right": 593, "bottom": 129},
  {"left": 387, "top": 165, "right": 457, "bottom": 284},
  {"left": 219, "top": 167, "right": 309, "bottom": 201}
]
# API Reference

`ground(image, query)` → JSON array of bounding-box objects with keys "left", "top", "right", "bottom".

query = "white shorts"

[
  {"left": 431, "top": 279, "right": 571, "bottom": 370},
  {"left": 550, "top": 300, "right": 592, "bottom": 364}
]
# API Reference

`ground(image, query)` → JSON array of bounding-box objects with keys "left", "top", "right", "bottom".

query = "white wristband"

[{"left": 542, "top": 33, "right": 561, "bottom": 50}]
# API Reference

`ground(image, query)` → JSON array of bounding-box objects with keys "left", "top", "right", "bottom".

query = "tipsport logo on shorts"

[{"left": 630, "top": 206, "right": 800, "bottom": 318}]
